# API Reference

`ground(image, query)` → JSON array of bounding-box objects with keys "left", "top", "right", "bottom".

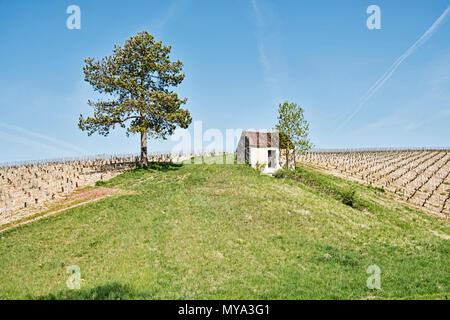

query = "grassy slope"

[{"left": 0, "top": 163, "right": 448, "bottom": 300}]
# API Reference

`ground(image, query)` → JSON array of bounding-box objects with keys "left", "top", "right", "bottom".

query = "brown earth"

[{"left": 0, "top": 187, "right": 128, "bottom": 233}]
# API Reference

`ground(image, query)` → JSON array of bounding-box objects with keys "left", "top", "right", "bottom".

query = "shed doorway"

[{"left": 268, "top": 150, "right": 276, "bottom": 168}]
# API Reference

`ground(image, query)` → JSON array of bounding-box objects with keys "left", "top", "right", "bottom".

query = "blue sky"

[{"left": 0, "top": 0, "right": 449, "bottom": 162}]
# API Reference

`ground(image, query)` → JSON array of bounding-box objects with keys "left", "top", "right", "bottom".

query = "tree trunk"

[
  {"left": 286, "top": 148, "right": 289, "bottom": 170},
  {"left": 140, "top": 131, "right": 148, "bottom": 167},
  {"left": 293, "top": 149, "right": 296, "bottom": 170}
]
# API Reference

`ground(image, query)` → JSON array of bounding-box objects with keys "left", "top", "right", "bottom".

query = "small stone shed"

[{"left": 236, "top": 130, "right": 280, "bottom": 174}]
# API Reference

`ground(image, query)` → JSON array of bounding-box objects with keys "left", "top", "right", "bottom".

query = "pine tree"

[{"left": 79, "top": 31, "right": 192, "bottom": 167}]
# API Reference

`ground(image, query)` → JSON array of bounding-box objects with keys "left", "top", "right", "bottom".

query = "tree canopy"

[
  {"left": 276, "top": 102, "right": 312, "bottom": 169},
  {"left": 79, "top": 31, "right": 192, "bottom": 166}
]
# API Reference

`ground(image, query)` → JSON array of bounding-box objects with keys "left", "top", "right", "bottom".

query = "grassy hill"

[{"left": 0, "top": 162, "right": 448, "bottom": 300}]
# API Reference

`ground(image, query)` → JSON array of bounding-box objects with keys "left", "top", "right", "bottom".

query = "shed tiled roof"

[{"left": 243, "top": 131, "right": 279, "bottom": 148}]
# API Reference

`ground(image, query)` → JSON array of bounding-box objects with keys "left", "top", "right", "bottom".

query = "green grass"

[
  {"left": 274, "top": 167, "right": 388, "bottom": 211},
  {"left": 0, "top": 162, "right": 449, "bottom": 300}
]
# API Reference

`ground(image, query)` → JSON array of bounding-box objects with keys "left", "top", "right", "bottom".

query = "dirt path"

[{"left": 0, "top": 187, "right": 127, "bottom": 233}]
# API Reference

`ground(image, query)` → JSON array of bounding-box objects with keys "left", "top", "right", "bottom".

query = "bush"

[
  {"left": 273, "top": 169, "right": 295, "bottom": 179},
  {"left": 273, "top": 170, "right": 286, "bottom": 178},
  {"left": 368, "top": 185, "right": 385, "bottom": 193},
  {"left": 255, "top": 161, "right": 266, "bottom": 173},
  {"left": 341, "top": 188, "right": 356, "bottom": 207},
  {"left": 95, "top": 180, "right": 107, "bottom": 187}
]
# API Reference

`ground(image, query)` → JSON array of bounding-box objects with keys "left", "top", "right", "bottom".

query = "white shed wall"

[{"left": 249, "top": 147, "right": 280, "bottom": 174}]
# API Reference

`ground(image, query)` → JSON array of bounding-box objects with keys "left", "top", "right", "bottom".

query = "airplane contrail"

[
  {"left": 251, "top": 0, "right": 280, "bottom": 103},
  {"left": 336, "top": 6, "right": 450, "bottom": 132},
  {"left": 0, "top": 130, "right": 80, "bottom": 157},
  {"left": 0, "top": 122, "right": 89, "bottom": 154}
]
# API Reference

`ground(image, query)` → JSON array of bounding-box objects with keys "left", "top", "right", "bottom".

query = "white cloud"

[
  {"left": 251, "top": 0, "right": 281, "bottom": 104},
  {"left": 151, "top": 0, "right": 189, "bottom": 32}
]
